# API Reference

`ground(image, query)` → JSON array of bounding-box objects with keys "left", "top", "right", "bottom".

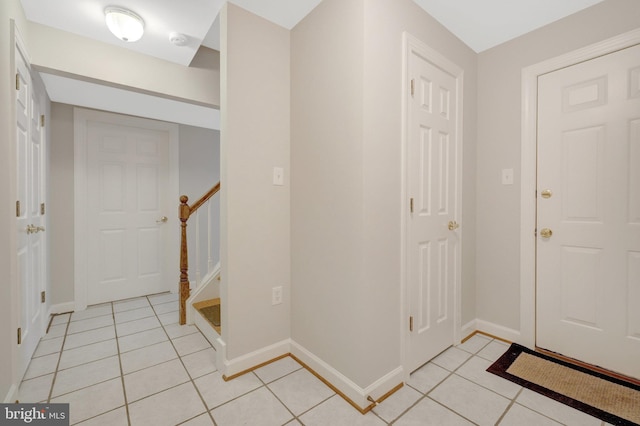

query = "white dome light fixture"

[{"left": 105, "top": 6, "right": 145, "bottom": 42}]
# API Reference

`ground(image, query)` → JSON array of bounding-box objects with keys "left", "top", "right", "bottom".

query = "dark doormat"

[{"left": 487, "top": 343, "right": 640, "bottom": 426}]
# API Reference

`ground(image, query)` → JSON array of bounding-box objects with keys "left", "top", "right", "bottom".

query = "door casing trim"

[
  {"left": 74, "top": 108, "right": 179, "bottom": 310},
  {"left": 401, "top": 31, "right": 464, "bottom": 378},
  {"left": 520, "top": 28, "right": 640, "bottom": 348}
]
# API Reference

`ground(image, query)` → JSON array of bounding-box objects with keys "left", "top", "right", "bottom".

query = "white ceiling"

[
  {"left": 413, "top": 0, "right": 606, "bottom": 52},
  {"left": 20, "top": 0, "right": 605, "bottom": 129}
]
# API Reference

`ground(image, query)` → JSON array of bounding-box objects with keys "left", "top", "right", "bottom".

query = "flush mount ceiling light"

[{"left": 105, "top": 6, "right": 145, "bottom": 42}]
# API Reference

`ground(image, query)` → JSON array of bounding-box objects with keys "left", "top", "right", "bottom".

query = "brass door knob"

[
  {"left": 448, "top": 221, "right": 459, "bottom": 231},
  {"left": 156, "top": 216, "right": 168, "bottom": 224},
  {"left": 540, "top": 228, "right": 553, "bottom": 238},
  {"left": 26, "top": 224, "right": 45, "bottom": 234}
]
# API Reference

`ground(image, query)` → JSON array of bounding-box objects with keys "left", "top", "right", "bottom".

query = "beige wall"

[
  {"left": 291, "top": 0, "right": 367, "bottom": 384},
  {"left": 476, "top": 0, "right": 640, "bottom": 332},
  {"left": 220, "top": 3, "right": 291, "bottom": 359},
  {"left": 291, "top": 0, "right": 477, "bottom": 389},
  {"left": 27, "top": 22, "right": 220, "bottom": 108},
  {"left": 49, "top": 103, "right": 75, "bottom": 305}
]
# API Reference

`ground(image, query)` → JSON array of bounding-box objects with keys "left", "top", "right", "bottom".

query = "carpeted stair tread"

[{"left": 199, "top": 304, "right": 220, "bottom": 327}]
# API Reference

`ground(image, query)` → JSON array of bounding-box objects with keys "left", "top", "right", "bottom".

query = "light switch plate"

[
  {"left": 273, "top": 167, "right": 284, "bottom": 186},
  {"left": 272, "top": 286, "right": 283, "bottom": 305},
  {"left": 502, "top": 168, "right": 514, "bottom": 185}
]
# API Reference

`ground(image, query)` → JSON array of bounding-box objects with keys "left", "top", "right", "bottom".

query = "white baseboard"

[
  {"left": 362, "top": 365, "right": 404, "bottom": 404},
  {"left": 460, "top": 319, "right": 477, "bottom": 341},
  {"left": 4, "top": 383, "right": 18, "bottom": 403},
  {"left": 48, "top": 302, "right": 75, "bottom": 317},
  {"left": 192, "top": 312, "right": 228, "bottom": 374},
  {"left": 219, "top": 339, "right": 403, "bottom": 410},
  {"left": 194, "top": 312, "right": 221, "bottom": 349},
  {"left": 215, "top": 336, "right": 227, "bottom": 375},
  {"left": 222, "top": 339, "right": 291, "bottom": 378},
  {"left": 290, "top": 341, "right": 403, "bottom": 410},
  {"left": 474, "top": 319, "right": 521, "bottom": 344}
]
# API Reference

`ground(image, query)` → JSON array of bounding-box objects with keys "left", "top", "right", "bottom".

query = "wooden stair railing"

[{"left": 179, "top": 181, "right": 221, "bottom": 325}]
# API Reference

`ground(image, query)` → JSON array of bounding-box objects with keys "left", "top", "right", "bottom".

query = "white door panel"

[
  {"left": 16, "top": 42, "right": 47, "bottom": 380},
  {"left": 537, "top": 43, "right": 640, "bottom": 378},
  {"left": 85, "top": 119, "right": 172, "bottom": 304},
  {"left": 406, "top": 38, "right": 461, "bottom": 373}
]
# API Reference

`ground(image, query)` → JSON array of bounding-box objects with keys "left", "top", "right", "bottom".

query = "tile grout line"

[
  {"left": 444, "top": 353, "right": 517, "bottom": 424},
  {"left": 257, "top": 365, "right": 310, "bottom": 424},
  {"left": 389, "top": 340, "right": 497, "bottom": 425},
  {"left": 506, "top": 388, "right": 577, "bottom": 425},
  {"left": 296, "top": 397, "right": 330, "bottom": 424},
  {"left": 391, "top": 367, "right": 461, "bottom": 424},
  {"left": 110, "top": 300, "right": 133, "bottom": 426},
  {"left": 149, "top": 294, "right": 219, "bottom": 426},
  {"left": 420, "top": 347, "right": 480, "bottom": 422},
  {"left": 46, "top": 313, "right": 72, "bottom": 403},
  {"left": 436, "top": 340, "right": 586, "bottom": 425},
  {"left": 494, "top": 387, "right": 524, "bottom": 425},
  {"left": 56, "top": 303, "right": 127, "bottom": 425},
  {"left": 70, "top": 296, "right": 186, "bottom": 423}
]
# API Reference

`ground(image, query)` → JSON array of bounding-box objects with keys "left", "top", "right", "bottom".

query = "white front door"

[
  {"left": 405, "top": 35, "right": 462, "bottom": 373},
  {"left": 537, "top": 43, "right": 640, "bottom": 378},
  {"left": 76, "top": 110, "right": 178, "bottom": 306},
  {"left": 16, "top": 42, "right": 47, "bottom": 380}
]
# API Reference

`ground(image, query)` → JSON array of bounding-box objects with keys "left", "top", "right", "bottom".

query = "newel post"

[{"left": 179, "top": 195, "right": 190, "bottom": 325}]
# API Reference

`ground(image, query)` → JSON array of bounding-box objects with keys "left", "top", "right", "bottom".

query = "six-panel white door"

[
  {"left": 16, "top": 43, "right": 47, "bottom": 380},
  {"left": 537, "top": 44, "right": 640, "bottom": 378},
  {"left": 85, "top": 118, "right": 172, "bottom": 305},
  {"left": 406, "top": 42, "right": 461, "bottom": 373}
]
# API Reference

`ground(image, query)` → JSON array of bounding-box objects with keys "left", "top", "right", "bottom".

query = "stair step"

[
  {"left": 200, "top": 304, "right": 220, "bottom": 326},
  {"left": 193, "top": 298, "right": 221, "bottom": 332}
]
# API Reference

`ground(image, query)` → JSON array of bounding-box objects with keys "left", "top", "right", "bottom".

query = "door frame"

[
  {"left": 401, "top": 31, "right": 464, "bottom": 377},
  {"left": 519, "top": 28, "right": 640, "bottom": 348},
  {"left": 74, "top": 108, "right": 179, "bottom": 310}
]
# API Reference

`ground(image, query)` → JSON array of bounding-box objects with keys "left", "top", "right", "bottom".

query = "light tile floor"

[{"left": 19, "top": 294, "right": 612, "bottom": 425}]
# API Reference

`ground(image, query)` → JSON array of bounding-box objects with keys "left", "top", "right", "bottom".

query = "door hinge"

[
  {"left": 40, "top": 203, "right": 45, "bottom": 215},
  {"left": 16, "top": 200, "right": 21, "bottom": 217},
  {"left": 409, "top": 316, "right": 414, "bottom": 332},
  {"left": 534, "top": 228, "right": 537, "bottom": 237},
  {"left": 410, "top": 79, "right": 415, "bottom": 96},
  {"left": 41, "top": 291, "right": 46, "bottom": 303},
  {"left": 40, "top": 115, "right": 45, "bottom": 127},
  {"left": 16, "top": 73, "right": 20, "bottom": 90},
  {"left": 17, "top": 328, "right": 21, "bottom": 345},
  {"left": 410, "top": 198, "right": 414, "bottom": 213}
]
